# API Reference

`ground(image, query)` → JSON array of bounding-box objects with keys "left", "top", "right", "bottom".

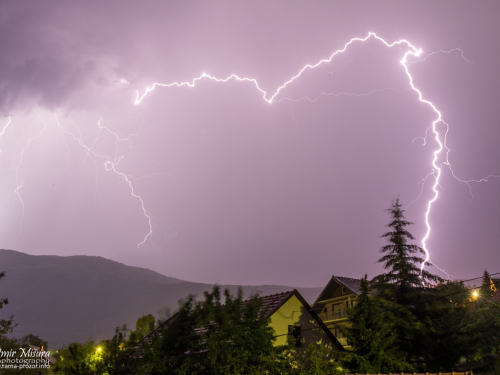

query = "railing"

[{"left": 318, "top": 311, "right": 348, "bottom": 322}]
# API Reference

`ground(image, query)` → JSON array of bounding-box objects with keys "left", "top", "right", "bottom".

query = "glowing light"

[
  {"left": 134, "top": 32, "right": 497, "bottom": 274},
  {"left": 472, "top": 290, "right": 479, "bottom": 298}
]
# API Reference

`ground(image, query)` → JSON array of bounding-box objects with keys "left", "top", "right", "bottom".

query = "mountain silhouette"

[{"left": 0, "top": 250, "right": 322, "bottom": 348}]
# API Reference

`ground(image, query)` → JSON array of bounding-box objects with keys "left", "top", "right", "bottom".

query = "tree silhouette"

[
  {"left": 482, "top": 269, "right": 497, "bottom": 298},
  {"left": 0, "top": 271, "right": 14, "bottom": 337},
  {"left": 372, "top": 197, "right": 449, "bottom": 371},
  {"left": 341, "top": 275, "right": 414, "bottom": 373},
  {"left": 374, "top": 197, "right": 440, "bottom": 304}
]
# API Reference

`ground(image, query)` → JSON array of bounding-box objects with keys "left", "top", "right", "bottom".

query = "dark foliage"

[
  {"left": 374, "top": 197, "right": 441, "bottom": 301},
  {"left": 52, "top": 341, "right": 98, "bottom": 375},
  {"left": 371, "top": 197, "right": 468, "bottom": 372},
  {"left": 142, "top": 286, "right": 291, "bottom": 375},
  {"left": 0, "top": 270, "right": 14, "bottom": 336},
  {"left": 341, "top": 275, "right": 414, "bottom": 373},
  {"left": 462, "top": 296, "right": 500, "bottom": 373},
  {"left": 482, "top": 269, "right": 497, "bottom": 298}
]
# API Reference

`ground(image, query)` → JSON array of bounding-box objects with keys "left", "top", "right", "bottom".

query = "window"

[
  {"left": 288, "top": 325, "right": 301, "bottom": 347},
  {"left": 342, "top": 286, "right": 346, "bottom": 294}
]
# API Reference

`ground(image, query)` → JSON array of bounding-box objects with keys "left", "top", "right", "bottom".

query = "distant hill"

[{"left": 0, "top": 250, "right": 322, "bottom": 348}]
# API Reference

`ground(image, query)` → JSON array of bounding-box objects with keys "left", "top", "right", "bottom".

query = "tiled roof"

[
  {"left": 128, "top": 289, "right": 344, "bottom": 357},
  {"left": 334, "top": 276, "right": 361, "bottom": 295},
  {"left": 189, "top": 291, "right": 295, "bottom": 336},
  {"left": 243, "top": 290, "right": 295, "bottom": 318},
  {"left": 313, "top": 275, "right": 362, "bottom": 306},
  {"left": 134, "top": 291, "right": 295, "bottom": 347}
]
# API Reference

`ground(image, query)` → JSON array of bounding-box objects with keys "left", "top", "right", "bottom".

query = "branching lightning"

[
  {"left": 0, "top": 117, "right": 11, "bottom": 147},
  {"left": 135, "top": 33, "right": 414, "bottom": 106},
  {"left": 0, "top": 32, "right": 495, "bottom": 273},
  {"left": 2, "top": 108, "right": 185, "bottom": 250},
  {"left": 135, "top": 32, "right": 498, "bottom": 275},
  {"left": 13, "top": 113, "right": 48, "bottom": 236},
  {"left": 408, "top": 47, "right": 474, "bottom": 66},
  {"left": 53, "top": 114, "right": 160, "bottom": 248},
  {"left": 275, "top": 87, "right": 408, "bottom": 104},
  {"left": 104, "top": 157, "right": 153, "bottom": 247}
]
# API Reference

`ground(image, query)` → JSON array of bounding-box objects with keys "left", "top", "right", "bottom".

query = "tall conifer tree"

[
  {"left": 342, "top": 275, "right": 413, "bottom": 374},
  {"left": 372, "top": 197, "right": 447, "bottom": 371},
  {"left": 482, "top": 269, "right": 497, "bottom": 298},
  {"left": 374, "top": 197, "right": 440, "bottom": 303}
]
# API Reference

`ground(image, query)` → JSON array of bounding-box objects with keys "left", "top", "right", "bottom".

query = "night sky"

[{"left": 1, "top": 1, "right": 499, "bottom": 287}]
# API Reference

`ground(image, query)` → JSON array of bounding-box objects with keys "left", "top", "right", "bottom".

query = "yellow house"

[
  {"left": 257, "top": 289, "right": 343, "bottom": 350},
  {"left": 130, "top": 289, "right": 344, "bottom": 361},
  {"left": 312, "top": 275, "right": 361, "bottom": 349}
]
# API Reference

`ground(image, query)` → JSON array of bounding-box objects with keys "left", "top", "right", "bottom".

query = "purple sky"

[{"left": 1, "top": 1, "right": 499, "bottom": 287}]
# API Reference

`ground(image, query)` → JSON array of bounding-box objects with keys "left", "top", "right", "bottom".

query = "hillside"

[{"left": 0, "top": 250, "right": 322, "bottom": 347}]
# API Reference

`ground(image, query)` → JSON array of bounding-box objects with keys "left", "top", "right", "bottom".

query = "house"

[
  {"left": 312, "top": 275, "right": 361, "bottom": 348},
  {"left": 255, "top": 289, "right": 343, "bottom": 349},
  {"left": 128, "top": 289, "right": 343, "bottom": 362}
]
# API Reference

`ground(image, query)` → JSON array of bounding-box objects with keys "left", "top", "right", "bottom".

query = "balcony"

[{"left": 317, "top": 311, "right": 348, "bottom": 322}]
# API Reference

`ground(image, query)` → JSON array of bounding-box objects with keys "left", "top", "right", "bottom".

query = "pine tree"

[
  {"left": 341, "top": 275, "right": 413, "bottom": 374},
  {"left": 374, "top": 197, "right": 440, "bottom": 304},
  {"left": 482, "top": 269, "right": 491, "bottom": 288},
  {"left": 482, "top": 269, "right": 497, "bottom": 298},
  {"left": 372, "top": 197, "right": 447, "bottom": 371}
]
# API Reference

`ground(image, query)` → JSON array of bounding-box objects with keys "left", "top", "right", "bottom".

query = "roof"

[
  {"left": 241, "top": 290, "right": 343, "bottom": 351},
  {"left": 245, "top": 290, "right": 295, "bottom": 318},
  {"left": 335, "top": 276, "right": 361, "bottom": 295},
  {"left": 129, "top": 289, "right": 344, "bottom": 355},
  {"left": 313, "top": 275, "right": 361, "bottom": 306},
  {"left": 191, "top": 291, "right": 296, "bottom": 336},
  {"left": 130, "top": 291, "right": 299, "bottom": 348}
]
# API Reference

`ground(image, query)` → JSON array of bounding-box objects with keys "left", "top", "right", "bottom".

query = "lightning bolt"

[
  {"left": 135, "top": 32, "right": 498, "bottom": 276},
  {"left": 1, "top": 109, "right": 182, "bottom": 249},
  {"left": 408, "top": 47, "right": 474, "bottom": 66},
  {"left": 103, "top": 157, "right": 153, "bottom": 247},
  {"left": 0, "top": 117, "right": 11, "bottom": 147},
  {"left": 53, "top": 114, "right": 160, "bottom": 248},
  {"left": 13, "top": 113, "right": 48, "bottom": 238},
  {"left": 135, "top": 33, "right": 417, "bottom": 106},
  {"left": 275, "top": 87, "right": 408, "bottom": 104}
]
